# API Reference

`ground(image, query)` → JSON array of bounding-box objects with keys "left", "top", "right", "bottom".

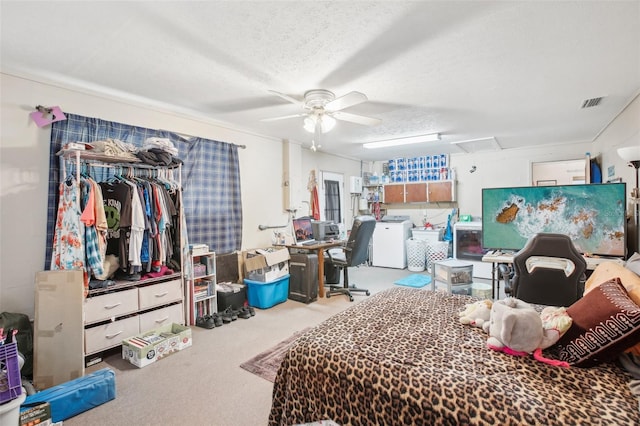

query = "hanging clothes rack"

[{"left": 57, "top": 148, "right": 182, "bottom": 188}]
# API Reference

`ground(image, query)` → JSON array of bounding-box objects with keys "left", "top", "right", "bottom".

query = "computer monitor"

[{"left": 292, "top": 217, "right": 315, "bottom": 244}]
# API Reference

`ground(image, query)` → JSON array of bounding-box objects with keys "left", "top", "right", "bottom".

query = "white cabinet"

[
  {"left": 371, "top": 220, "right": 413, "bottom": 269},
  {"left": 382, "top": 181, "right": 456, "bottom": 203},
  {"left": 187, "top": 250, "right": 217, "bottom": 325},
  {"left": 84, "top": 288, "right": 138, "bottom": 324},
  {"left": 34, "top": 270, "right": 184, "bottom": 387},
  {"left": 83, "top": 274, "right": 184, "bottom": 356}
]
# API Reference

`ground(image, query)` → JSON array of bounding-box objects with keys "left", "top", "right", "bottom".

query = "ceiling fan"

[{"left": 261, "top": 89, "right": 381, "bottom": 151}]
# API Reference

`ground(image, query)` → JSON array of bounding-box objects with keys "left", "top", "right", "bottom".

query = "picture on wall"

[{"left": 482, "top": 183, "right": 626, "bottom": 257}]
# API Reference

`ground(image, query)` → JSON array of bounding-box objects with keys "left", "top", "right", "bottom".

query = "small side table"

[{"left": 431, "top": 259, "right": 473, "bottom": 295}]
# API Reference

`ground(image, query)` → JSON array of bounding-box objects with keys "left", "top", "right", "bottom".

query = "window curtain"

[
  {"left": 324, "top": 180, "right": 341, "bottom": 223},
  {"left": 45, "top": 113, "right": 242, "bottom": 268}
]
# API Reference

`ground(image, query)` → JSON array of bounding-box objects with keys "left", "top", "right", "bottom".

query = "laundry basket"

[
  {"left": 426, "top": 241, "right": 450, "bottom": 273},
  {"left": 406, "top": 238, "right": 427, "bottom": 272}
]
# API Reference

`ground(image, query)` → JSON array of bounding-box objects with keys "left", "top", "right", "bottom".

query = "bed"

[{"left": 269, "top": 287, "right": 639, "bottom": 425}]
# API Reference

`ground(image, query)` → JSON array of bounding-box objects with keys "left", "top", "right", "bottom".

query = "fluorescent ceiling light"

[{"left": 363, "top": 133, "right": 440, "bottom": 149}]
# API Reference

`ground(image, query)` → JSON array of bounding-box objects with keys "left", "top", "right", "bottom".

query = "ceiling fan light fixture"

[
  {"left": 303, "top": 115, "right": 336, "bottom": 133},
  {"left": 363, "top": 133, "right": 441, "bottom": 149}
]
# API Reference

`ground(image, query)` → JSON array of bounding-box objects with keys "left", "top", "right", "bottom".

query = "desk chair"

[
  {"left": 511, "top": 233, "right": 587, "bottom": 306},
  {"left": 325, "top": 216, "right": 376, "bottom": 301}
]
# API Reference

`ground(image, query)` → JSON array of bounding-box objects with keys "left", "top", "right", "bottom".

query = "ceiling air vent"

[{"left": 581, "top": 97, "right": 604, "bottom": 108}]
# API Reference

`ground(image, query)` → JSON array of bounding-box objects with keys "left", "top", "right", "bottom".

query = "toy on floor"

[
  {"left": 458, "top": 299, "right": 493, "bottom": 329},
  {"left": 482, "top": 297, "right": 572, "bottom": 367}
]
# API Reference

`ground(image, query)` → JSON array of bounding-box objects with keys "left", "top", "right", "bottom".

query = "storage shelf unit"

[{"left": 188, "top": 250, "right": 217, "bottom": 325}]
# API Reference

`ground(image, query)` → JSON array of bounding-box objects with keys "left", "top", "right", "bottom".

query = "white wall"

[
  {"left": 592, "top": 92, "right": 640, "bottom": 253},
  {"left": 2, "top": 72, "right": 637, "bottom": 318},
  {"left": 0, "top": 73, "right": 365, "bottom": 317},
  {"left": 378, "top": 142, "right": 593, "bottom": 228}
]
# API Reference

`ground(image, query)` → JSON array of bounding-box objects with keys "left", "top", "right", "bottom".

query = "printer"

[{"left": 311, "top": 220, "right": 340, "bottom": 241}]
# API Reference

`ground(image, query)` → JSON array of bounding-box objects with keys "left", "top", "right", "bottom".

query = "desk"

[
  {"left": 481, "top": 253, "right": 515, "bottom": 299},
  {"left": 284, "top": 241, "right": 344, "bottom": 298},
  {"left": 482, "top": 253, "right": 626, "bottom": 299}
]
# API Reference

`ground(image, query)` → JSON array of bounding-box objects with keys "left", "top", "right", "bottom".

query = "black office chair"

[
  {"left": 325, "top": 216, "right": 376, "bottom": 301},
  {"left": 510, "top": 233, "right": 587, "bottom": 306}
]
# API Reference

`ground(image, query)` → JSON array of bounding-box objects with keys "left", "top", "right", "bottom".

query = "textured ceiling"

[{"left": 1, "top": 1, "right": 639, "bottom": 161}]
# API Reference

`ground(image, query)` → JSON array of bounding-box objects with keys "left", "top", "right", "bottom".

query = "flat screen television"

[{"left": 481, "top": 183, "right": 626, "bottom": 257}]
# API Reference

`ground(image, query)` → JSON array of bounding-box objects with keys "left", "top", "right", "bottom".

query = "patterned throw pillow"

[
  {"left": 557, "top": 278, "right": 640, "bottom": 367},
  {"left": 584, "top": 261, "right": 640, "bottom": 355}
]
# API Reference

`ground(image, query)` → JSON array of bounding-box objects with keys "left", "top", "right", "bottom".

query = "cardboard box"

[
  {"left": 20, "top": 401, "right": 52, "bottom": 426},
  {"left": 122, "top": 323, "right": 192, "bottom": 368},
  {"left": 243, "top": 247, "right": 290, "bottom": 282}
]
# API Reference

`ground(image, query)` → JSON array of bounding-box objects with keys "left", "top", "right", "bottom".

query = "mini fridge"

[{"left": 371, "top": 217, "right": 413, "bottom": 269}]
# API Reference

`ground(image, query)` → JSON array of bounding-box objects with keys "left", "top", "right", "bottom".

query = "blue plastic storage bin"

[{"left": 244, "top": 274, "right": 290, "bottom": 309}]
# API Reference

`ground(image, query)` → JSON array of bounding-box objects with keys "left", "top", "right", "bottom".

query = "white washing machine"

[{"left": 372, "top": 217, "right": 413, "bottom": 269}]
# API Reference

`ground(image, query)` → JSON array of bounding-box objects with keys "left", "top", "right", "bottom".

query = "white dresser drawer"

[
  {"left": 85, "top": 316, "right": 139, "bottom": 355},
  {"left": 138, "top": 279, "right": 182, "bottom": 310},
  {"left": 138, "top": 304, "right": 184, "bottom": 331},
  {"left": 84, "top": 288, "right": 138, "bottom": 324}
]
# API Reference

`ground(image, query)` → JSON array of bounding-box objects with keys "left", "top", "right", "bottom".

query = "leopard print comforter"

[{"left": 269, "top": 287, "right": 639, "bottom": 425}]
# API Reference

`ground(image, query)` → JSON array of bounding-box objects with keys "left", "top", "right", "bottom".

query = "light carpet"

[{"left": 240, "top": 327, "right": 310, "bottom": 382}]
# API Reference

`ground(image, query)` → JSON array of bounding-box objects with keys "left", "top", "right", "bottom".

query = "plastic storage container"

[
  {"left": 431, "top": 259, "right": 473, "bottom": 294},
  {"left": 471, "top": 283, "right": 492, "bottom": 299},
  {"left": 0, "top": 388, "right": 26, "bottom": 426},
  {"left": 217, "top": 283, "right": 247, "bottom": 311},
  {"left": 412, "top": 228, "right": 444, "bottom": 242},
  {"left": 244, "top": 274, "right": 290, "bottom": 309}
]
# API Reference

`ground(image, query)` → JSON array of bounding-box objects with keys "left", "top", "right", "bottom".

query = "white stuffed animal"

[
  {"left": 482, "top": 297, "right": 572, "bottom": 367},
  {"left": 458, "top": 299, "right": 493, "bottom": 329}
]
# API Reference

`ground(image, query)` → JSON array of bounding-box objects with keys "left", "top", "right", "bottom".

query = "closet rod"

[{"left": 160, "top": 129, "right": 246, "bottom": 149}]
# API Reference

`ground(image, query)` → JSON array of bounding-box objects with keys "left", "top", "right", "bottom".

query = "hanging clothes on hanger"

[
  {"left": 79, "top": 175, "right": 105, "bottom": 279},
  {"left": 51, "top": 176, "right": 88, "bottom": 294},
  {"left": 99, "top": 178, "right": 135, "bottom": 278}
]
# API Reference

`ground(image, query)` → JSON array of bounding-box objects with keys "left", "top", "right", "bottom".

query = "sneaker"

[
  {"left": 195, "top": 315, "right": 216, "bottom": 329},
  {"left": 211, "top": 313, "right": 224, "bottom": 327},
  {"left": 246, "top": 305, "right": 256, "bottom": 316},
  {"left": 220, "top": 307, "right": 237, "bottom": 322},
  {"left": 236, "top": 307, "right": 251, "bottom": 319}
]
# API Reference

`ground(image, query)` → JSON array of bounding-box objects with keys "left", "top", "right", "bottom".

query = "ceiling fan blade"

[
  {"left": 268, "top": 90, "right": 304, "bottom": 106},
  {"left": 260, "top": 113, "right": 307, "bottom": 122},
  {"left": 332, "top": 111, "right": 381, "bottom": 126},
  {"left": 325, "top": 91, "right": 368, "bottom": 111}
]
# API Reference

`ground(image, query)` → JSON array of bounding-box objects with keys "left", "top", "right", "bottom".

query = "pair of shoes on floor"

[
  {"left": 220, "top": 306, "right": 238, "bottom": 323},
  {"left": 196, "top": 313, "right": 223, "bottom": 329},
  {"left": 236, "top": 306, "right": 252, "bottom": 319},
  {"left": 237, "top": 305, "right": 255, "bottom": 319}
]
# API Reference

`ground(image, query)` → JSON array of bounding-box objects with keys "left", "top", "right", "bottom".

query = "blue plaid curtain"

[
  {"left": 45, "top": 113, "right": 242, "bottom": 268},
  {"left": 177, "top": 136, "right": 242, "bottom": 253}
]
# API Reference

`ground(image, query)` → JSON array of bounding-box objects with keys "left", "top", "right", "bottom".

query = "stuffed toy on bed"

[
  {"left": 482, "top": 297, "right": 572, "bottom": 367},
  {"left": 458, "top": 299, "right": 493, "bottom": 329}
]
